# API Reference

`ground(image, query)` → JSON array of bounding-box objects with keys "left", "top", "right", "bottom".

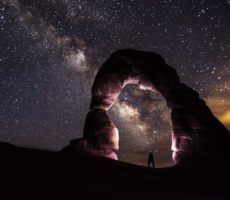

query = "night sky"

[{"left": 0, "top": 0, "right": 230, "bottom": 167}]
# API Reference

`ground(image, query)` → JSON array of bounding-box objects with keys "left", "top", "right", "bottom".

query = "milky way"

[{"left": 0, "top": 0, "right": 230, "bottom": 167}]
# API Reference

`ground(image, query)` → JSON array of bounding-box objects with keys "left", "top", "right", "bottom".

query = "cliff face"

[{"left": 64, "top": 49, "right": 230, "bottom": 164}]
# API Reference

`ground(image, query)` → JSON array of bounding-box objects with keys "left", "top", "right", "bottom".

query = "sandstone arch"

[{"left": 63, "top": 49, "right": 230, "bottom": 164}]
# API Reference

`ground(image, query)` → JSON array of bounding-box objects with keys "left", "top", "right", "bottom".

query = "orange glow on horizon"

[{"left": 220, "top": 111, "right": 230, "bottom": 125}]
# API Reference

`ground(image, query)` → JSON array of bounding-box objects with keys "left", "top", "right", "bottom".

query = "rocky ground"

[{"left": 1, "top": 141, "right": 230, "bottom": 200}]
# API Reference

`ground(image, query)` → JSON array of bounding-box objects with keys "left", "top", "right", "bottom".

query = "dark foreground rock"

[{"left": 1, "top": 142, "right": 230, "bottom": 200}]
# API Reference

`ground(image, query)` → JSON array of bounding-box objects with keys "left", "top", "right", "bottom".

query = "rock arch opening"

[
  {"left": 107, "top": 85, "right": 173, "bottom": 167},
  {"left": 63, "top": 49, "right": 230, "bottom": 166}
]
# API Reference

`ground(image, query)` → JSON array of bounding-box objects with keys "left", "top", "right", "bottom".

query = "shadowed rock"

[
  {"left": 83, "top": 110, "right": 119, "bottom": 151},
  {"left": 63, "top": 49, "right": 230, "bottom": 164}
]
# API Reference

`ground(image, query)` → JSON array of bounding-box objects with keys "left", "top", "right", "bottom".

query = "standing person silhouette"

[{"left": 148, "top": 151, "right": 155, "bottom": 168}]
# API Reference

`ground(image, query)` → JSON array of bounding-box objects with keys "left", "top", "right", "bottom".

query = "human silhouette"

[{"left": 148, "top": 151, "right": 155, "bottom": 168}]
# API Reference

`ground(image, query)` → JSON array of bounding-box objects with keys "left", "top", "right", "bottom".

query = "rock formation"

[{"left": 63, "top": 49, "right": 230, "bottom": 164}]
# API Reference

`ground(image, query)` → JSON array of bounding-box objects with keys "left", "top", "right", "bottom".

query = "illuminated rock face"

[{"left": 64, "top": 49, "right": 230, "bottom": 163}]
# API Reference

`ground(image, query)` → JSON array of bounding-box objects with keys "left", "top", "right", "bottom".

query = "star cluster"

[{"left": 0, "top": 0, "right": 230, "bottom": 167}]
